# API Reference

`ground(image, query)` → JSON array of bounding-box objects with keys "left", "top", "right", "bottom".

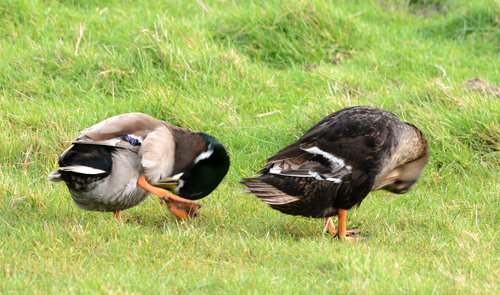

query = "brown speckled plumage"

[{"left": 242, "top": 106, "right": 429, "bottom": 239}]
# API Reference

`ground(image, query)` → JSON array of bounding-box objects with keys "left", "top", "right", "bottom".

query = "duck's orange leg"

[
  {"left": 337, "top": 208, "right": 348, "bottom": 238},
  {"left": 137, "top": 176, "right": 201, "bottom": 219},
  {"left": 113, "top": 210, "right": 124, "bottom": 226},
  {"left": 333, "top": 209, "right": 364, "bottom": 241},
  {"left": 324, "top": 217, "right": 337, "bottom": 235},
  {"left": 324, "top": 212, "right": 359, "bottom": 237}
]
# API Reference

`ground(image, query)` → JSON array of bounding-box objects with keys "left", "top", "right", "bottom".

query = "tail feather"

[
  {"left": 59, "top": 166, "right": 107, "bottom": 175},
  {"left": 241, "top": 178, "right": 299, "bottom": 205},
  {"left": 48, "top": 166, "right": 108, "bottom": 184},
  {"left": 48, "top": 171, "right": 63, "bottom": 183}
]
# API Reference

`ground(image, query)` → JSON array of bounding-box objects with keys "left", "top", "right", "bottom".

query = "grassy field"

[{"left": 1, "top": 0, "right": 499, "bottom": 293}]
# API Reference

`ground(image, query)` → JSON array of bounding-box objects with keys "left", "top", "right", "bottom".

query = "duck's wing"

[
  {"left": 242, "top": 145, "right": 355, "bottom": 214},
  {"left": 253, "top": 107, "right": 390, "bottom": 196},
  {"left": 263, "top": 107, "right": 369, "bottom": 169},
  {"left": 265, "top": 144, "right": 352, "bottom": 181},
  {"left": 53, "top": 113, "right": 176, "bottom": 182},
  {"left": 262, "top": 108, "right": 365, "bottom": 177},
  {"left": 72, "top": 113, "right": 166, "bottom": 148}
]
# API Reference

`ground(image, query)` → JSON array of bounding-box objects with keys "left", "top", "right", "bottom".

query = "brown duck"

[
  {"left": 242, "top": 106, "right": 429, "bottom": 240},
  {"left": 49, "top": 113, "right": 230, "bottom": 224}
]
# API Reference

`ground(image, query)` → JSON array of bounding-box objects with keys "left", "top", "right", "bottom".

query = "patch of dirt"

[{"left": 461, "top": 78, "right": 500, "bottom": 98}]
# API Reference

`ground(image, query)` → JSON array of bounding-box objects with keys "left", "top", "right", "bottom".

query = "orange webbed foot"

[
  {"left": 336, "top": 230, "right": 368, "bottom": 242},
  {"left": 325, "top": 211, "right": 368, "bottom": 242},
  {"left": 161, "top": 198, "right": 201, "bottom": 219}
]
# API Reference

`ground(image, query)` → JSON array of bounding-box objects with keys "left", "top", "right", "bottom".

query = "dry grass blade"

[{"left": 317, "top": 72, "right": 378, "bottom": 104}]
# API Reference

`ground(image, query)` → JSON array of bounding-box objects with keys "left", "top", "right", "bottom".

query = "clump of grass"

[
  {"left": 397, "top": 78, "right": 500, "bottom": 176},
  {"left": 212, "top": 1, "right": 368, "bottom": 68},
  {"left": 406, "top": 0, "right": 448, "bottom": 11},
  {"left": 423, "top": 4, "right": 500, "bottom": 40}
]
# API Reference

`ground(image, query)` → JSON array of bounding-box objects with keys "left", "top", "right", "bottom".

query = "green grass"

[{"left": 1, "top": 0, "right": 499, "bottom": 293}]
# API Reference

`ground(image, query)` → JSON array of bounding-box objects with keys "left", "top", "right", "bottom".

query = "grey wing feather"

[
  {"left": 78, "top": 113, "right": 166, "bottom": 142},
  {"left": 68, "top": 113, "right": 170, "bottom": 150}
]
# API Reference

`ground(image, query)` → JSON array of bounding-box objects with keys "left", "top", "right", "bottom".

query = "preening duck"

[
  {"left": 49, "top": 113, "right": 230, "bottom": 224},
  {"left": 242, "top": 106, "right": 429, "bottom": 241}
]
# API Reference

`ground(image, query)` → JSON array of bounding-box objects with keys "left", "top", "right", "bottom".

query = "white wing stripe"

[
  {"left": 308, "top": 171, "right": 325, "bottom": 181},
  {"left": 325, "top": 177, "right": 342, "bottom": 183},
  {"left": 269, "top": 169, "right": 343, "bottom": 183},
  {"left": 269, "top": 167, "right": 282, "bottom": 174},
  {"left": 301, "top": 146, "right": 352, "bottom": 171}
]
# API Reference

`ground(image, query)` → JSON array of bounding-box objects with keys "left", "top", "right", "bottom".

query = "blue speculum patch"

[{"left": 117, "top": 135, "right": 141, "bottom": 146}]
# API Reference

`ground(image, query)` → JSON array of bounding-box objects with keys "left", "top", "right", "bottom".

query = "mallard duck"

[
  {"left": 242, "top": 106, "right": 429, "bottom": 241},
  {"left": 49, "top": 113, "right": 230, "bottom": 224}
]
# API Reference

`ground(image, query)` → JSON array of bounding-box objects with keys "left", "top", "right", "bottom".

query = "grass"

[{"left": 1, "top": 0, "right": 499, "bottom": 293}]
